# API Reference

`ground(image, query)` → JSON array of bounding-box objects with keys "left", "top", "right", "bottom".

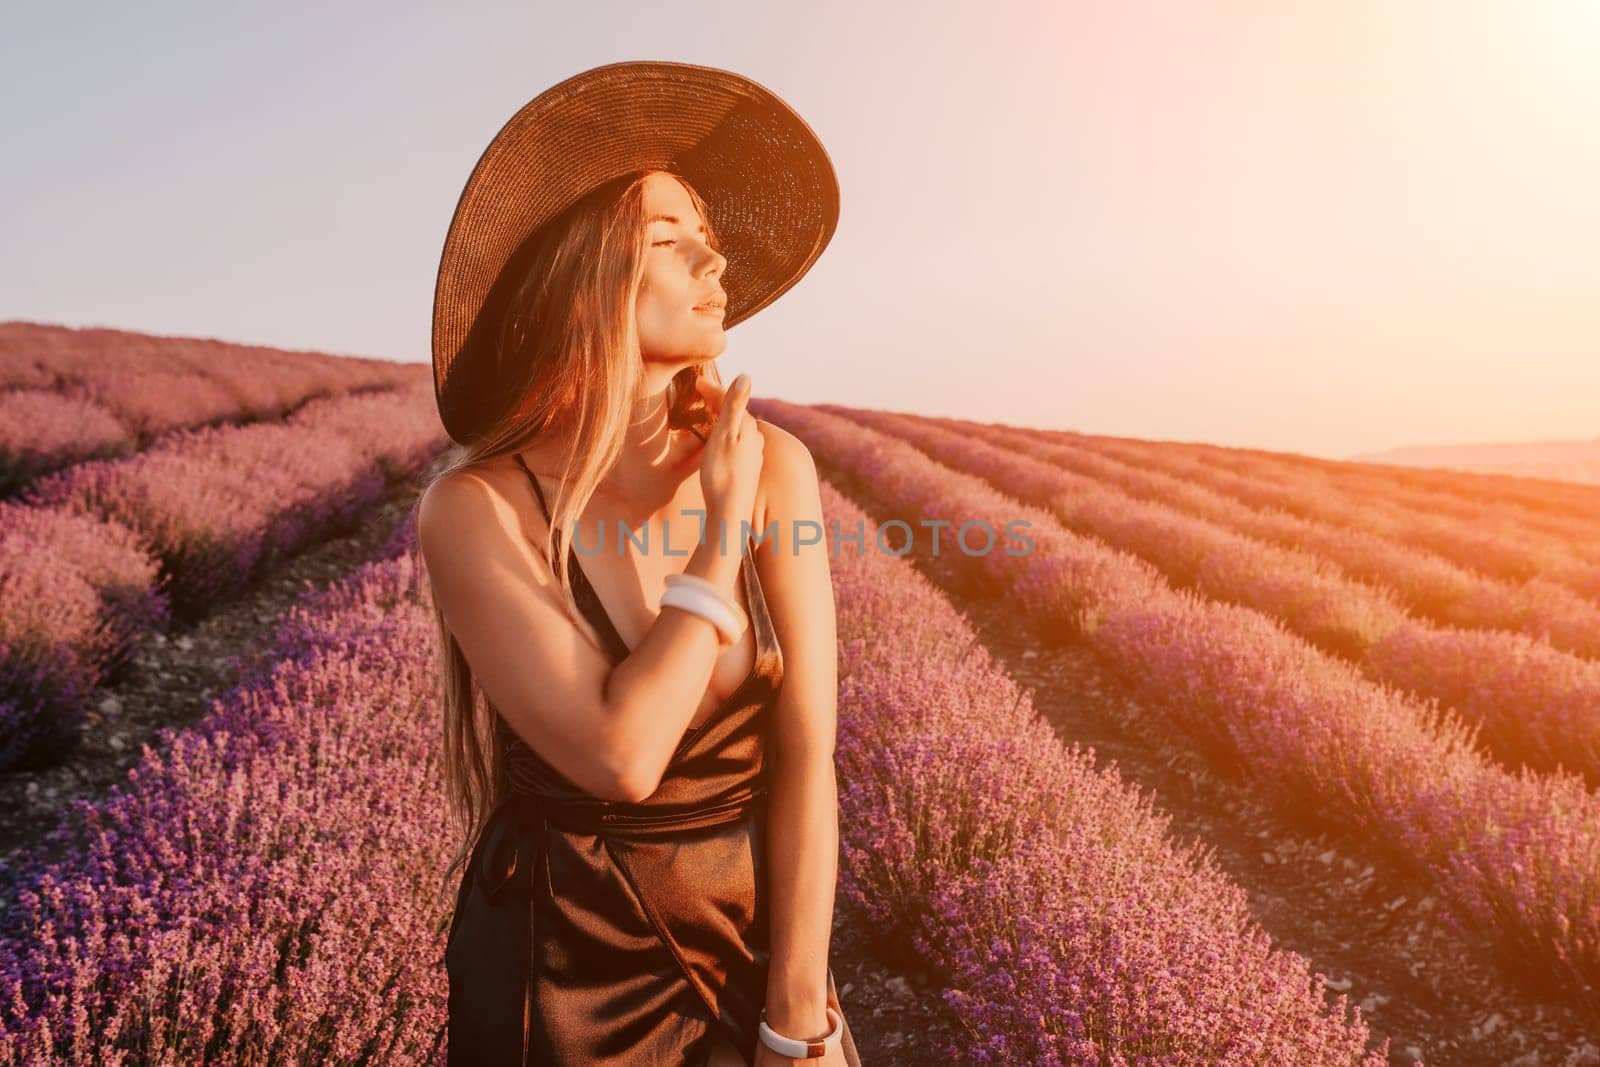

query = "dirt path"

[
  {"left": 0, "top": 481, "right": 424, "bottom": 895},
  {"left": 818, "top": 459, "right": 1600, "bottom": 1067},
  {"left": 826, "top": 885, "right": 970, "bottom": 1062}
]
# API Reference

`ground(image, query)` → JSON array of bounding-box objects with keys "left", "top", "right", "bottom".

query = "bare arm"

[
  {"left": 751, "top": 422, "right": 840, "bottom": 1039},
  {"left": 417, "top": 470, "right": 743, "bottom": 803}
]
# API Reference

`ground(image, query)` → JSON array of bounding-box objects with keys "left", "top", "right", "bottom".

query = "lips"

[{"left": 692, "top": 292, "right": 727, "bottom": 311}]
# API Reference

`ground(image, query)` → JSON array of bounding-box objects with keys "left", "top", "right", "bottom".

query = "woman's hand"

[{"left": 694, "top": 372, "right": 763, "bottom": 549}]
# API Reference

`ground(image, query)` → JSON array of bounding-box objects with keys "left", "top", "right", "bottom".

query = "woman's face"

[{"left": 635, "top": 172, "right": 728, "bottom": 365}]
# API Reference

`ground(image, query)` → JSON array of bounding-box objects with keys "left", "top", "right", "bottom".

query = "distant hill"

[{"left": 1348, "top": 436, "right": 1600, "bottom": 486}]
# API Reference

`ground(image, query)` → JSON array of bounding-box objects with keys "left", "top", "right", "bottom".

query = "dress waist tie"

[{"left": 444, "top": 784, "right": 769, "bottom": 1067}]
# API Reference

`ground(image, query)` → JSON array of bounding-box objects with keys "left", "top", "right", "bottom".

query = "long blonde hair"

[{"left": 417, "top": 169, "right": 725, "bottom": 889}]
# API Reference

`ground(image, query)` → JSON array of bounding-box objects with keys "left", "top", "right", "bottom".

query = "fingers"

[
  {"left": 713, "top": 373, "right": 751, "bottom": 444},
  {"left": 725, "top": 374, "right": 751, "bottom": 436}
]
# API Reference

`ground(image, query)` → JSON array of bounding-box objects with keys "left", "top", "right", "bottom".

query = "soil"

[
  {"left": 828, "top": 889, "right": 970, "bottom": 1064},
  {"left": 818, "top": 457, "right": 1600, "bottom": 1067}
]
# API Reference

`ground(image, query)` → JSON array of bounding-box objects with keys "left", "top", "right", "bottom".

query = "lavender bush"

[
  {"left": 0, "top": 502, "right": 166, "bottom": 769},
  {"left": 0, "top": 389, "right": 127, "bottom": 495}
]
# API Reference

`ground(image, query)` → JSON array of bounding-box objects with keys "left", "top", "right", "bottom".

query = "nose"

[{"left": 697, "top": 239, "right": 726, "bottom": 278}]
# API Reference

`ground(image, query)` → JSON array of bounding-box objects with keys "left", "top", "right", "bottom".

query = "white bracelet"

[
  {"left": 663, "top": 570, "right": 740, "bottom": 608},
  {"left": 759, "top": 1006, "right": 843, "bottom": 1059},
  {"left": 659, "top": 580, "right": 746, "bottom": 646},
  {"left": 663, "top": 573, "right": 746, "bottom": 640},
  {"left": 659, "top": 585, "right": 741, "bottom": 645}
]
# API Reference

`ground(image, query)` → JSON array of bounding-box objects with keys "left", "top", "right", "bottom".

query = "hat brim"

[{"left": 431, "top": 60, "right": 841, "bottom": 445}]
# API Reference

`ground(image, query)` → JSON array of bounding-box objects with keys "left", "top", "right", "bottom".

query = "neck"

[
  {"left": 607, "top": 364, "right": 703, "bottom": 495},
  {"left": 523, "top": 360, "right": 708, "bottom": 503}
]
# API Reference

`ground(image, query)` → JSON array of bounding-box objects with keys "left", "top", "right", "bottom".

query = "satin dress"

[{"left": 445, "top": 455, "right": 862, "bottom": 1066}]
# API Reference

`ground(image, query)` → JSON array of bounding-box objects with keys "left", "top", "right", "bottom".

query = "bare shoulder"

[
  {"left": 419, "top": 463, "right": 506, "bottom": 533},
  {"left": 753, "top": 417, "right": 819, "bottom": 523},
  {"left": 752, "top": 422, "right": 825, "bottom": 563},
  {"left": 416, "top": 458, "right": 539, "bottom": 567}
]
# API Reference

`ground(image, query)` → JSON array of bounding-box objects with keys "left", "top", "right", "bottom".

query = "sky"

[{"left": 2, "top": 0, "right": 1597, "bottom": 459}]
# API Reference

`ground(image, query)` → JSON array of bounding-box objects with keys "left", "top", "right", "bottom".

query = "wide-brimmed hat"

[{"left": 431, "top": 59, "right": 841, "bottom": 445}]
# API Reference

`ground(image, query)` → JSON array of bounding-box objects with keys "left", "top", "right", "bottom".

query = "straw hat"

[{"left": 431, "top": 59, "right": 841, "bottom": 445}]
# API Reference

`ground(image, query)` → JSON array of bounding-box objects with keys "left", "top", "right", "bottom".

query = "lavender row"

[
  {"left": 758, "top": 399, "right": 1600, "bottom": 1015},
  {"left": 1012, "top": 418, "right": 1600, "bottom": 544},
  {"left": 969, "top": 419, "right": 1600, "bottom": 662},
  {"left": 1019, "top": 423, "right": 1600, "bottom": 604},
  {"left": 0, "top": 320, "right": 423, "bottom": 492},
  {"left": 0, "top": 514, "right": 451, "bottom": 1064},
  {"left": 816, "top": 479, "right": 1391, "bottom": 1063},
  {"left": 18, "top": 377, "right": 445, "bottom": 617},
  {"left": 0, "top": 379, "right": 446, "bottom": 770},
  {"left": 0, "top": 503, "right": 167, "bottom": 769},
  {"left": 1142, "top": 430, "right": 1600, "bottom": 541},
  {"left": 855, "top": 409, "right": 1600, "bottom": 788},
  {"left": 1086, "top": 429, "right": 1600, "bottom": 556}
]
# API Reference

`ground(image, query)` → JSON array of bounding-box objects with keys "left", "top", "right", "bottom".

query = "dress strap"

[
  {"left": 507, "top": 451, "right": 774, "bottom": 683},
  {"left": 512, "top": 452, "right": 631, "bottom": 664},
  {"left": 515, "top": 451, "right": 555, "bottom": 525}
]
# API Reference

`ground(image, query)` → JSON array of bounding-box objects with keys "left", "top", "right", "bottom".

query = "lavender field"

[
  {"left": 3, "top": 335, "right": 1599, "bottom": 1063},
  {"left": 1, "top": 325, "right": 443, "bottom": 773}
]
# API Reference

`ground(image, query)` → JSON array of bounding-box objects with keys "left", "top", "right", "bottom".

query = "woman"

[{"left": 415, "top": 62, "right": 861, "bottom": 1066}]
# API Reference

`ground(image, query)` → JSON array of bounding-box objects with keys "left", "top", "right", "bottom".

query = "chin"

[{"left": 642, "top": 332, "right": 726, "bottom": 360}]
